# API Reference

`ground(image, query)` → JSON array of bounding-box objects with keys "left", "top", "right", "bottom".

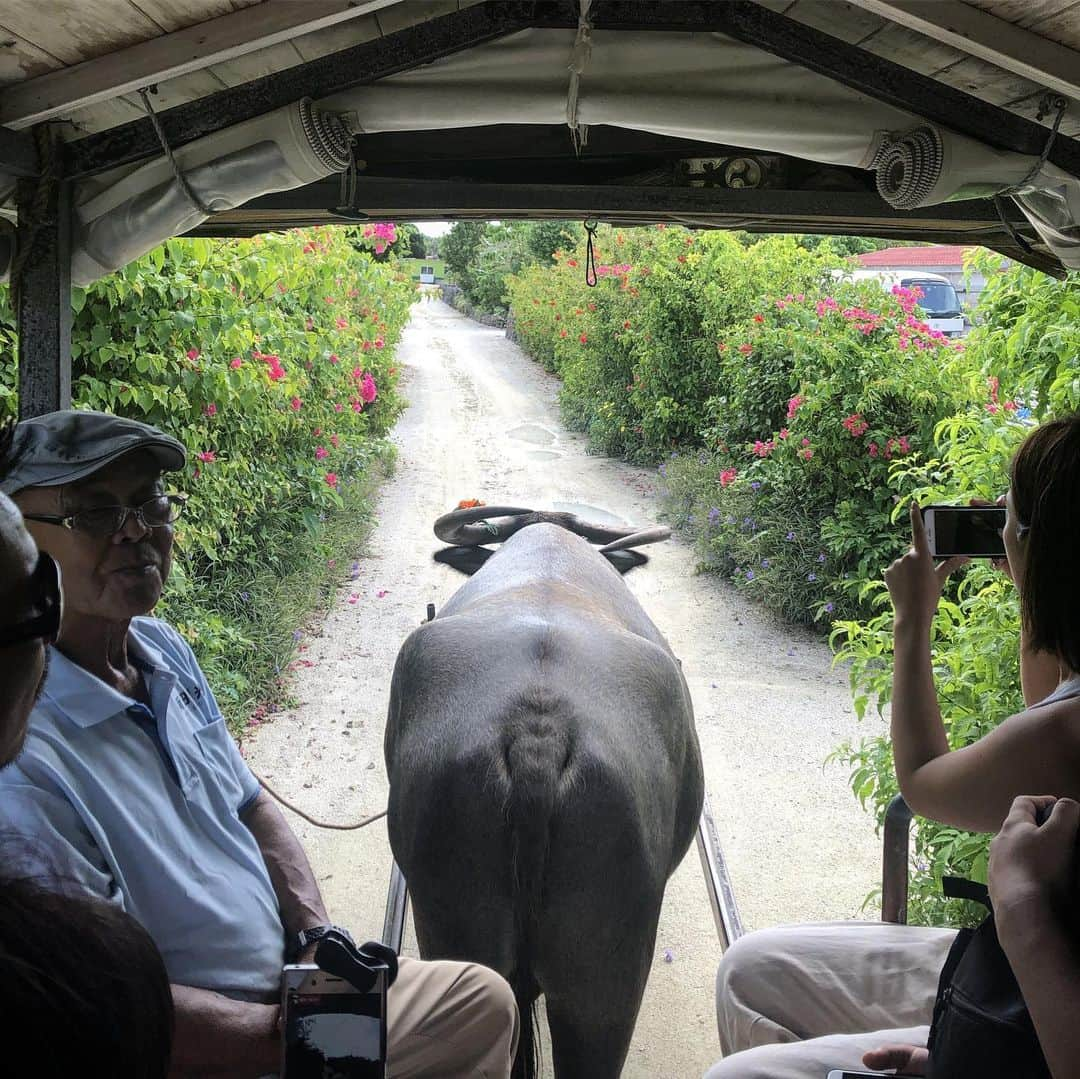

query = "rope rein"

[{"left": 256, "top": 772, "right": 387, "bottom": 831}]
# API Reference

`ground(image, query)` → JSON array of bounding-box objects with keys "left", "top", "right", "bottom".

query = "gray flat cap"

[{"left": 0, "top": 410, "right": 186, "bottom": 495}]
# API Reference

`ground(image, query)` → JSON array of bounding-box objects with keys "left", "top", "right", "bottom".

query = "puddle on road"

[
  {"left": 551, "top": 501, "right": 627, "bottom": 525},
  {"left": 508, "top": 423, "right": 555, "bottom": 445},
  {"left": 525, "top": 450, "right": 561, "bottom": 461}
]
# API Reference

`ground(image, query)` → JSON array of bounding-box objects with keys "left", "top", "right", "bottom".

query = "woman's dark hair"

[
  {"left": 1011, "top": 414, "right": 1080, "bottom": 672},
  {"left": 0, "top": 874, "right": 173, "bottom": 1078}
]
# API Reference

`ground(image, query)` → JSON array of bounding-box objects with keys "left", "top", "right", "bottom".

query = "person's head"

[
  {"left": 0, "top": 871, "right": 173, "bottom": 1078},
  {"left": 0, "top": 411, "right": 186, "bottom": 629},
  {"left": 1009, "top": 414, "right": 1080, "bottom": 671},
  {"left": 0, "top": 487, "right": 59, "bottom": 764}
]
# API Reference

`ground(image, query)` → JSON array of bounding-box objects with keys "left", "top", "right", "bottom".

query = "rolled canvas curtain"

[{"left": 7, "top": 26, "right": 1076, "bottom": 282}]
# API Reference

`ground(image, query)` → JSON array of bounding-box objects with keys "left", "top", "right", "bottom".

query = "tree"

[
  {"left": 526, "top": 221, "right": 576, "bottom": 263},
  {"left": 441, "top": 222, "right": 493, "bottom": 297}
]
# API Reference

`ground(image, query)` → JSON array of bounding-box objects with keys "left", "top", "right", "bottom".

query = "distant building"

[
  {"left": 855, "top": 245, "right": 1003, "bottom": 309},
  {"left": 400, "top": 257, "right": 447, "bottom": 284}
]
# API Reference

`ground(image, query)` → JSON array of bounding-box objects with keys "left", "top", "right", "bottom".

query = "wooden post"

[{"left": 15, "top": 139, "right": 72, "bottom": 419}]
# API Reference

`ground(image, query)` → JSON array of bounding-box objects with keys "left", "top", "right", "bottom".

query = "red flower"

[
  {"left": 229, "top": 357, "right": 243, "bottom": 369},
  {"left": 753, "top": 314, "right": 764, "bottom": 323},
  {"left": 204, "top": 404, "right": 217, "bottom": 418},
  {"left": 567, "top": 258, "right": 578, "bottom": 267},
  {"left": 330, "top": 434, "right": 340, "bottom": 449},
  {"left": 719, "top": 468, "right": 737, "bottom": 487},
  {"left": 315, "top": 446, "right": 329, "bottom": 460},
  {"left": 738, "top": 343, "right": 753, "bottom": 356},
  {"left": 329, "top": 353, "right": 339, "bottom": 365},
  {"left": 579, "top": 333, "right": 588, "bottom": 344},
  {"left": 868, "top": 442, "right": 879, "bottom": 457},
  {"left": 623, "top": 321, "right": 631, "bottom": 330},
  {"left": 325, "top": 472, "right": 339, "bottom": 488},
  {"left": 197, "top": 451, "right": 216, "bottom": 463},
  {"left": 290, "top": 397, "right": 302, "bottom": 411},
  {"left": 186, "top": 348, "right": 200, "bottom": 361},
  {"left": 335, "top": 316, "right": 348, "bottom": 330}
]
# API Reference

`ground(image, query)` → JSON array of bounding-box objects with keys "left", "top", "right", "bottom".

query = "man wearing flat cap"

[{"left": 0, "top": 410, "right": 517, "bottom": 1078}]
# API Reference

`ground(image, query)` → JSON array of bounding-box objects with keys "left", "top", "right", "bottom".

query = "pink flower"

[
  {"left": 752, "top": 439, "right": 776, "bottom": 458},
  {"left": 801, "top": 437, "right": 811, "bottom": 447},
  {"left": 328, "top": 353, "right": 339, "bottom": 365},
  {"left": 1004, "top": 400, "right": 1018, "bottom": 411},
  {"left": 779, "top": 428, "right": 789, "bottom": 440},
  {"left": 197, "top": 451, "right": 216, "bottom": 463},
  {"left": 315, "top": 446, "right": 329, "bottom": 460},
  {"left": 868, "top": 442, "right": 879, "bottom": 458},
  {"left": 230, "top": 357, "right": 243, "bottom": 369},
  {"left": 324, "top": 296, "right": 336, "bottom": 305},
  {"left": 360, "top": 373, "right": 378, "bottom": 404},
  {"left": 374, "top": 337, "right": 385, "bottom": 350},
  {"left": 800, "top": 447, "right": 814, "bottom": 460},
  {"left": 377, "top": 589, "right": 389, "bottom": 598},
  {"left": 290, "top": 396, "right": 302, "bottom": 411},
  {"left": 313, "top": 427, "right": 322, "bottom": 437},
  {"left": 335, "top": 317, "right": 348, "bottom": 330},
  {"left": 330, "top": 434, "right": 339, "bottom": 449},
  {"left": 986, "top": 402, "right": 1000, "bottom": 415},
  {"left": 351, "top": 398, "right": 363, "bottom": 413},
  {"left": 334, "top": 403, "right": 343, "bottom": 413},
  {"left": 787, "top": 395, "right": 804, "bottom": 420},
  {"left": 841, "top": 413, "right": 868, "bottom": 438},
  {"left": 325, "top": 472, "right": 339, "bottom": 488},
  {"left": 719, "top": 468, "right": 737, "bottom": 488},
  {"left": 987, "top": 376, "right": 1000, "bottom": 403},
  {"left": 305, "top": 318, "right": 315, "bottom": 332},
  {"left": 186, "top": 348, "right": 200, "bottom": 361},
  {"left": 204, "top": 403, "right": 217, "bottom": 417},
  {"left": 348, "top": 594, "right": 359, "bottom": 605}
]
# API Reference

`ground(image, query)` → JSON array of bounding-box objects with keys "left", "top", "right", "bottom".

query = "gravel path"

[{"left": 245, "top": 300, "right": 886, "bottom": 1077}]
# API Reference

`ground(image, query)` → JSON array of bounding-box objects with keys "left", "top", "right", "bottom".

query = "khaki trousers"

[
  {"left": 704, "top": 921, "right": 956, "bottom": 1079},
  {"left": 387, "top": 957, "right": 519, "bottom": 1078}
]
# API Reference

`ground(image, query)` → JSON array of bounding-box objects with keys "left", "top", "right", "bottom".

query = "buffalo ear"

[
  {"left": 603, "top": 549, "right": 648, "bottom": 574},
  {"left": 433, "top": 545, "right": 495, "bottom": 576}
]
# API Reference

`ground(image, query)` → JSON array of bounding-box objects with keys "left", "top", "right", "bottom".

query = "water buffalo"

[{"left": 384, "top": 507, "right": 704, "bottom": 1078}]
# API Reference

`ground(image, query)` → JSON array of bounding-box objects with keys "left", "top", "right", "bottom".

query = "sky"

[{"left": 414, "top": 222, "right": 453, "bottom": 236}]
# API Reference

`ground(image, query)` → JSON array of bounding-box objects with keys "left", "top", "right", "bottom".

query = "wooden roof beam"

[
  {"left": 843, "top": 0, "right": 1080, "bottom": 104},
  {"left": 0, "top": 0, "right": 403, "bottom": 130}
]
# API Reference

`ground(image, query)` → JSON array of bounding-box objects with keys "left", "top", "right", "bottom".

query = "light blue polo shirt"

[{"left": 0, "top": 616, "right": 287, "bottom": 997}]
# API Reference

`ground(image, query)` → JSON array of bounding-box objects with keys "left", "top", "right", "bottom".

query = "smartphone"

[
  {"left": 281, "top": 963, "right": 387, "bottom": 1079},
  {"left": 827, "top": 1072, "right": 924, "bottom": 1078},
  {"left": 921, "top": 504, "right": 1006, "bottom": 558}
]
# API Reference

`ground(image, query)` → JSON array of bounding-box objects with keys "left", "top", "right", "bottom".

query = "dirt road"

[{"left": 246, "top": 299, "right": 886, "bottom": 1077}]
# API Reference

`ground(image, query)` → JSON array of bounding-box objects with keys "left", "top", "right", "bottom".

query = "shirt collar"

[{"left": 38, "top": 620, "right": 171, "bottom": 729}]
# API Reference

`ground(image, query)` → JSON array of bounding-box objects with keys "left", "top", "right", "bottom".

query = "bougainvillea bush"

[
  {"left": 0, "top": 226, "right": 413, "bottom": 724},
  {"left": 830, "top": 257, "right": 1079, "bottom": 924}
]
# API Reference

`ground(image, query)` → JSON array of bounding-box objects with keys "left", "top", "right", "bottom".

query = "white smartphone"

[
  {"left": 827, "top": 1072, "right": 924, "bottom": 1079},
  {"left": 281, "top": 963, "right": 386, "bottom": 1079},
  {"left": 921, "top": 503, "right": 1006, "bottom": 559}
]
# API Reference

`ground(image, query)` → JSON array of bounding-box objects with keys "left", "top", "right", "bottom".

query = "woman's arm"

[{"left": 886, "top": 503, "right": 1080, "bottom": 831}]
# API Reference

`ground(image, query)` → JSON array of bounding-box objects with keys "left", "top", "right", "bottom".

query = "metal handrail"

[
  {"left": 881, "top": 793, "right": 913, "bottom": 924},
  {"left": 696, "top": 794, "right": 745, "bottom": 951},
  {"left": 382, "top": 859, "right": 409, "bottom": 953}
]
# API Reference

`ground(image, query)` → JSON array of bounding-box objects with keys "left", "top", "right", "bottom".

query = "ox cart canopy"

[{"left": 2, "top": 0, "right": 1080, "bottom": 416}]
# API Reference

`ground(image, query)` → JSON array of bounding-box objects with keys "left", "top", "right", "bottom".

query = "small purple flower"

[
  {"left": 708, "top": 507, "right": 721, "bottom": 524},
  {"left": 761, "top": 559, "right": 770, "bottom": 568},
  {"left": 807, "top": 572, "right": 817, "bottom": 582},
  {"left": 750, "top": 481, "right": 761, "bottom": 491},
  {"left": 786, "top": 531, "right": 795, "bottom": 541},
  {"left": 786, "top": 648, "right": 795, "bottom": 657},
  {"left": 825, "top": 602, "right": 834, "bottom": 613},
  {"left": 658, "top": 464, "right": 667, "bottom": 476},
  {"left": 817, "top": 552, "right": 826, "bottom": 563},
  {"left": 663, "top": 948, "right": 675, "bottom": 964},
  {"left": 746, "top": 569, "right": 755, "bottom": 581},
  {"left": 292, "top": 630, "right": 302, "bottom": 642},
  {"left": 240, "top": 591, "right": 250, "bottom": 602}
]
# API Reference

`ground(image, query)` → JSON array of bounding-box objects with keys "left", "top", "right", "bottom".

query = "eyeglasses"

[
  {"left": 0, "top": 550, "right": 62, "bottom": 648},
  {"left": 23, "top": 494, "right": 187, "bottom": 537}
]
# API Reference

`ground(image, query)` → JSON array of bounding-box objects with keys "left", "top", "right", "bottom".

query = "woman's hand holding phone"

[{"left": 885, "top": 502, "right": 969, "bottom": 627}]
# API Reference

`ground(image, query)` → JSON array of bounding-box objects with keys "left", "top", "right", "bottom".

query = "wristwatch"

[{"left": 293, "top": 923, "right": 355, "bottom": 960}]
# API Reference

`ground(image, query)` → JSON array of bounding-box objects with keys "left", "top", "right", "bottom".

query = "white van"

[{"left": 838, "top": 269, "right": 967, "bottom": 337}]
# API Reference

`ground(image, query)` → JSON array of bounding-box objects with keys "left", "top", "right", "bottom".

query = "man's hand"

[
  {"left": 885, "top": 502, "right": 968, "bottom": 628},
  {"left": 862, "top": 1043, "right": 929, "bottom": 1075},
  {"left": 989, "top": 795, "right": 1079, "bottom": 935}
]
